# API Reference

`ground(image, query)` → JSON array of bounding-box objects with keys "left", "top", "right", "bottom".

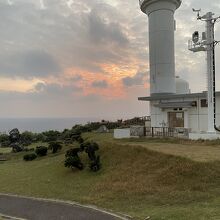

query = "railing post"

[{"left": 151, "top": 127, "right": 154, "bottom": 137}]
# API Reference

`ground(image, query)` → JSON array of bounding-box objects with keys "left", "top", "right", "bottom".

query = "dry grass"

[
  {"left": 1, "top": 135, "right": 220, "bottom": 219},
  {"left": 84, "top": 133, "right": 220, "bottom": 162},
  {"left": 122, "top": 143, "right": 220, "bottom": 162},
  {"left": 96, "top": 143, "right": 220, "bottom": 204}
]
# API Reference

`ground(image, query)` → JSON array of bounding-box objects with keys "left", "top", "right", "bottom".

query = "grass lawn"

[
  {"left": 0, "top": 148, "right": 12, "bottom": 154},
  {"left": 0, "top": 133, "right": 220, "bottom": 219}
]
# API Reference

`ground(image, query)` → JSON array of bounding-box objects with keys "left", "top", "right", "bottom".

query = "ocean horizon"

[{"left": 0, "top": 117, "right": 101, "bottom": 133}]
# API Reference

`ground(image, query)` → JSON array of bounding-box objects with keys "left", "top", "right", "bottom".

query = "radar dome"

[{"left": 175, "top": 76, "right": 190, "bottom": 94}]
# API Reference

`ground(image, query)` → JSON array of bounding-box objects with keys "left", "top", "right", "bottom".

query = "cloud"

[
  {"left": 88, "top": 8, "right": 129, "bottom": 46},
  {"left": 7, "top": 0, "right": 13, "bottom": 5},
  {"left": 33, "top": 82, "right": 82, "bottom": 95},
  {"left": 70, "top": 74, "right": 82, "bottom": 82},
  {"left": 91, "top": 80, "right": 108, "bottom": 88},
  {"left": 0, "top": 50, "right": 61, "bottom": 79},
  {"left": 0, "top": 0, "right": 132, "bottom": 77},
  {"left": 34, "top": 82, "right": 46, "bottom": 92},
  {"left": 122, "top": 72, "right": 147, "bottom": 87}
]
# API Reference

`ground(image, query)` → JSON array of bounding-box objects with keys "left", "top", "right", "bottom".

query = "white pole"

[{"left": 206, "top": 12, "right": 216, "bottom": 133}]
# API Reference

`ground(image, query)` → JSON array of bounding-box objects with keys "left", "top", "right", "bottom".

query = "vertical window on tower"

[{"left": 201, "top": 99, "right": 208, "bottom": 107}]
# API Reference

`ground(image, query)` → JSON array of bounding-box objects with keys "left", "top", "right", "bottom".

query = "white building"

[
  {"left": 139, "top": 77, "right": 220, "bottom": 133},
  {"left": 138, "top": 0, "right": 220, "bottom": 139}
]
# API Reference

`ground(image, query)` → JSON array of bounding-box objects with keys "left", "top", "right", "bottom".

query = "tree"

[
  {"left": 42, "top": 130, "right": 60, "bottom": 142},
  {"left": 20, "top": 131, "right": 35, "bottom": 146}
]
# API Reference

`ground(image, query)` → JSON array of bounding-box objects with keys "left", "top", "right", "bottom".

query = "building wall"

[{"left": 150, "top": 96, "right": 220, "bottom": 132}]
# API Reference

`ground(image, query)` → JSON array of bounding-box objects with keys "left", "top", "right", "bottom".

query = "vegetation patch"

[
  {"left": 23, "top": 153, "right": 37, "bottom": 161},
  {"left": 1, "top": 135, "right": 220, "bottom": 220},
  {"left": 48, "top": 142, "right": 62, "bottom": 154},
  {"left": 35, "top": 146, "right": 48, "bottom": 157}
]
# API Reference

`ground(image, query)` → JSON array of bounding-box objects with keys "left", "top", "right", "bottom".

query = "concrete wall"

[
  {"left": 114, "top": 129, "right": 130, "bottom": 139},
  {"left": 130, "top": 126, "right": 145, "bottom": 137}
]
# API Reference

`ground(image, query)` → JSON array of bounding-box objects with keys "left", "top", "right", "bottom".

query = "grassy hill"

[{"left": 0, "top": 133, "right": 220, "bottom": 219}]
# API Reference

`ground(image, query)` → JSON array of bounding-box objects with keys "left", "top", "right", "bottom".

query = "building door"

[{"left": 168, "top": 112, "right": 184, "bottom": 128}]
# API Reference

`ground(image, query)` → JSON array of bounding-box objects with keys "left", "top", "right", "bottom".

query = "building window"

[
  {"left": 201, "top": 99, "right": 208, "bottom": 107},
  {"left": 191, "top": 101, "right": 197, "bottom": 107}
]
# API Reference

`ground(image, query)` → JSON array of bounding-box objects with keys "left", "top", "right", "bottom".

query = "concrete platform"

[{"left": 189, "top": 132, "right": 220, "bottom": 140}]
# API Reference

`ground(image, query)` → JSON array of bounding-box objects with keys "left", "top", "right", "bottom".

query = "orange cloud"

[{"left": 45, "top": 57, "right": 149, "bottom": 99}]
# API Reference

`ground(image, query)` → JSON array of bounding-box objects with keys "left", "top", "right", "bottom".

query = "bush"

[
  {"left": 64, "top": 148, "right": 84, "bottom": 170},
  {"left": 42, "top": 130, "right": 60, "bottom": 142},
  {"left": 23, "top": 153, "right": 37, "bottom": 161},
  {"left": 11, "top": 143, "right": 24, "bottom": 153},
  {"left": 48, "top": 142, "right": 62, "bottom": 154},
  {"left": 1, "top": 141, "right": 11, "bottom": 148},
  {"left": 64, "top": 156, "right": 84, "bottom": 170},
  {"left": 35, "top": 146, "right": 48, "bottom": 156},
  {"left": 90, "top": 156, "right": 101, "bottom": 172},
  {"left": 0, "top": 134, "right": 10, "bottom": 144},
  {"left": 20, "top": 131, "right": 35, "bottom": 145}
]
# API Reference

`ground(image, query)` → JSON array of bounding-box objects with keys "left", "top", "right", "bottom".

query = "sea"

[{"left": 0, "top": 117, "right": 101, "bottom": 133}]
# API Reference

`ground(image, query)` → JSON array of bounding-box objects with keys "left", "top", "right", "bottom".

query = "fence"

[{"left": 145, "top": 127, "right": 189, "bottom": 138}]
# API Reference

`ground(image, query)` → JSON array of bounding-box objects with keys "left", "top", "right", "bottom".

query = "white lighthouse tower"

[{"left": 140, "top": 0, "right": 181, "bottom": 95}]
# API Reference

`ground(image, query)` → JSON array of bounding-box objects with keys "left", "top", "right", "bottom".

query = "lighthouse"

[
  {"left": 140, "top": 0, "right": 182, "bottom": 95},
  {"left": 138, "top": 1, "right": 220, "bottom": 140}
]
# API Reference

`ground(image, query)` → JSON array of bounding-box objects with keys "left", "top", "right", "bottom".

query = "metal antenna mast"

[{"left": 188, "top": 9, "right": 220, "bottom": 133}]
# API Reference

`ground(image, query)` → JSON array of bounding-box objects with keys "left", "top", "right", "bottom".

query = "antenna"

[{"left": 192, "top": 8, "right": 201, "bottom": 19}]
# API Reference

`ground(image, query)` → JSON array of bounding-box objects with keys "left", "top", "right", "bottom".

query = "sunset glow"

[{"left": 0, "top": 0, "right": 219, "bottom": 118}]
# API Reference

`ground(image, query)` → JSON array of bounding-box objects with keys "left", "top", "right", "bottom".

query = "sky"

[{"left": 0, "top": 0, "right": 220, "bottom": 119}]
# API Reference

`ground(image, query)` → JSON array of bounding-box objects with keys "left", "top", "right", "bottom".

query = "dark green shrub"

[
  {"left": 20, "top": 131, "right": 35, "bottom": 145},
  {"left": 35, "top": 146, "right": 48, "bottom": 156},
  {"left": 90, "top": 156, "right": 101, "bottom": 172},
  {"left": 48, "top": 142, "right": 62, "bottom": 154},
  {"left": 42, "top": 130, "right": 60, "bottom": 142},
  {"left": 9, "top": 128, "right": 20, "bottom": 143},
  {"left": 35, "top": 133, "right": 46, "bottom": 142},
  {"left": 64, "top": 156, "right": 84, "bottom": 170},
  {"left": 64, "top": 148, "right": 84, "bottom": 170},
  {"left": 1, "top": 141, "right": 10, "bottom": 147},
  {"left": 81, "top": 141, "right": 101, "bottom": 172},
  {"left": 23, "top": 153, "right": 37, "bottom": 161},
  {"left": 0, "top": 134, "right": 9, "bottom": 143},
  {"left": 11, "top": 143, "right": 24, "bottom": 153}
]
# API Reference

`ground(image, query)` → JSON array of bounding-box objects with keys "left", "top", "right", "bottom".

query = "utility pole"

[{"left": 188, "top": 9, "right": 220, "bottom": 133}]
